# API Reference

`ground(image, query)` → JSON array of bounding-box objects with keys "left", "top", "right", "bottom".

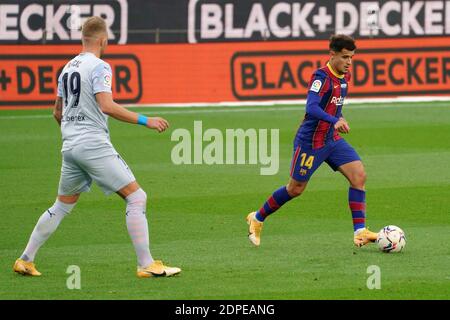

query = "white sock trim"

[{"left": 53, "top": 199, "right": 76, "bottom": 215}]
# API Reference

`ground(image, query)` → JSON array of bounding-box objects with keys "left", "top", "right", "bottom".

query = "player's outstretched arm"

[
  {"left": 53, "top": 97, "right": 63, "bottom": 126},
  {"left": 95, "top": 92, "right": 169, "bottom": 133}
]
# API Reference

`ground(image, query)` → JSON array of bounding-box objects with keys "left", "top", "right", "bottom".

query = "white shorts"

[{"left": 58, "top": 143, "right": 136, "bottom": 196}]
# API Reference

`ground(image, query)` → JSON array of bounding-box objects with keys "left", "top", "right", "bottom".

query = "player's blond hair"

[{"left": 81, "top": 16, "right": 107, "bottom": 39}]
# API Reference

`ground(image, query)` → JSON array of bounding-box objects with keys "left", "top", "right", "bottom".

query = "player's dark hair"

[{"left": 329, "top": 34, "right": 356, "bottom": 52}]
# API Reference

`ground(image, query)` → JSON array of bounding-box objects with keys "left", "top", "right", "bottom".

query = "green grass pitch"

[{"left": 0, "top": 101, "right": 449, "bottom": 300}]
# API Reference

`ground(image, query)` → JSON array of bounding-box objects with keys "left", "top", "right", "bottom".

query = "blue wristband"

[{"left": 137, "top": 114, "right": 148, "bottom": 126}]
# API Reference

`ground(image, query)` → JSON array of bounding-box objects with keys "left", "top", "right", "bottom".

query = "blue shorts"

[{"left": 289, "top": 139, "right": 361, "bottom": 181}]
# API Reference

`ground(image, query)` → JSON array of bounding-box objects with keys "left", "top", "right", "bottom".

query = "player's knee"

[
  {"left": 287, "top": 183, "right": 306, "bottom": 197},
  {"left": 52, "top": 199, "right": 76, "bottom": 215},
  {"left": 351, "top": 170, "right": 366, "bottom": 188},
  {"left": 125, "top": 188, "right": 147, "bottom": 209},
  {"left": 57, "top": 194, "right": 79, "bottom": 207},
  {"left": 137, "top": 189, "right": 147, "bottom": 204},
  {"left": 36, "top": 200, "right": 75, "bottom": 237}
]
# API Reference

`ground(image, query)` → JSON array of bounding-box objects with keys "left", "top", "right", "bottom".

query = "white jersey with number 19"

[{"left": 57, "top": 52, "right": 113, "bottom": 153}]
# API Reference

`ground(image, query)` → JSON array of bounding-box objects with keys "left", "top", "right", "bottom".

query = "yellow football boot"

[
  {"left": 246, "top": 211, "right": 263, "bottom": 246},
  {"left": 13, "top": 258, "right": 42, "bottom": 276},
  {"left": 354, "top": 228, "right": 378, "bottom": 247},
  {"left": 136, "top": 260, "right": 181, "bottom": 278}
]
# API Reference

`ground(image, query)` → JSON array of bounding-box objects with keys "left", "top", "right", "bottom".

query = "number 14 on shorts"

[{"left": 299, "top": 153, "right": 314, "bottom": 176}]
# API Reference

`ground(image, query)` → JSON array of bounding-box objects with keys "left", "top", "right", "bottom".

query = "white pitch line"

[
  {"left": 0, "top": 102, "right": 449, "bottom": 120},
  {"left": 126, "top": 96, "right": 450, "bottom": 108}
]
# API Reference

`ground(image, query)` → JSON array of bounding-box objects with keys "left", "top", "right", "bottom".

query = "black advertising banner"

[
  {"left": 0, "top": 0, "right": 187, "bottom": 44},
  {"left": 1, "top": 0, "right": 450, "bottom": 44},
  {"left": 0, "top": 0, "right": 129, "bottom": 44},
  {"left": 187, "top": 0, "right": 450, "bottom": 42}
]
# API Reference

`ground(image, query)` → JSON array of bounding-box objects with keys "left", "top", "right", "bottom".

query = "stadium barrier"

[
  {"left": 1, "top": 37, "right": 450, "bottom": 108},
  {"left": 1, "top": 0, "right": 450, "bottom": 108}
]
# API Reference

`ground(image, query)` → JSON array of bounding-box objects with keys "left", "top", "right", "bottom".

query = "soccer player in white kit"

[{"left": 13, "top": 16, "right": 181, "bottom": 278}]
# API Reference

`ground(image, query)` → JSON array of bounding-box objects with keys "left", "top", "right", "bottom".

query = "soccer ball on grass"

[{"left": 376, "top": 225, "right": 406, "bottom": 253}]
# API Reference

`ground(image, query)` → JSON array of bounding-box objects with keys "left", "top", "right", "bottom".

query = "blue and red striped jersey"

[{"left": 295, "top": 63, "right": 351, "bottom": 149}]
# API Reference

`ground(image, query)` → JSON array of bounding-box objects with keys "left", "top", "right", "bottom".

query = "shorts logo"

[
  {"left": 310, "top": 80, "right": 322, "bottom": 93},
  {"left": 104, "top": 74, "right": 112, "bottom": 87}
]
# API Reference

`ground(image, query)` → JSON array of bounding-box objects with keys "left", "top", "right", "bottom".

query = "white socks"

[
  {"left": 21, "top": 200, "right": 75, "bottom": 262},
  {"left": 21, "top": 190, "right": 153, "bottom": 268},
  {"left": 125, "top": 188, "right": 153, "bottom": 268}
]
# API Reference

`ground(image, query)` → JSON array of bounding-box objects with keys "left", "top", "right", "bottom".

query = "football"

[{"left": 376, "top": 225, "right": 406, "bottom": 253}]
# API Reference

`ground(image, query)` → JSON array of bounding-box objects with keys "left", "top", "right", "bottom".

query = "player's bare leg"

[
  {"left": 14, "top": 194, "right": 80, "bottom": 276},
  {"left": 247, "top": 178, "right": 308, "bottom": 246},
  {"left": 116, "top": 180, "right": 140, "bottom": 199},
  {"left": 338, "top": 161, "right": 377, "bottom": 246},
  {"left": 338, "top": 160, "right": 366, "bottom": 190},
  {"left": 118, "top": 181, "right": 180, "bottom": 277},
  {"left": 58, "top": 194, "right": 81, "bottom": 204},
  {"left": 286, "top": 178, "right": 308, "bottom": 198}
]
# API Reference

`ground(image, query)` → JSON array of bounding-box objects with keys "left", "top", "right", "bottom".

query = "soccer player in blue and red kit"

[{"left": 246, "top": 35, "right": 378, "bottom": 247}]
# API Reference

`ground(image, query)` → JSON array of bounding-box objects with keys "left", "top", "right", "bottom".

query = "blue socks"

[
  {"left": 254, "top": 186, "right": 367, "bottom": 232},
  {"left": 349, "top": 187, "right": 366, "bottom": 232},
  {"left": 255, "top": 186, "right": 293, "bottom": 222}
]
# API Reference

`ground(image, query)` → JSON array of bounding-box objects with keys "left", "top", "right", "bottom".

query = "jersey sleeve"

[
  {"left": 305, "top": 71, "right": 339, "bottom": 124},
  {"left": 57, "top": 71, "right": 64, "bottom": 98},
  {"left": 92, "top": 62, "right": 113, "bottom": 94}
]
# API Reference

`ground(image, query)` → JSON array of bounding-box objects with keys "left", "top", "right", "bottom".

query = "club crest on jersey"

[
  {"left": 104, "top": 74, "right": 112, "bottom": 87},
  {"left": 331, "top": 96, "right": 344, "bottom": 106},
  {"left": 310, "top": 80, "right": 322, "bottom": 93}
]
